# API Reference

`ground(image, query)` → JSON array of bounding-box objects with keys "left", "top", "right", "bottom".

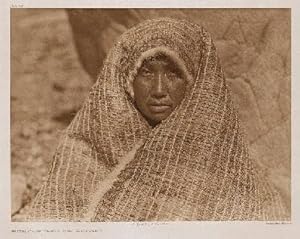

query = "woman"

[{"left": 26, "top": 18, "right": 288, "bottom": 221}]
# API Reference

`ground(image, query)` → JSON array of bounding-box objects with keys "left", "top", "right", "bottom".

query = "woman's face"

[{"left": 133, "top": 55, "right": 187, "bottom": 126}]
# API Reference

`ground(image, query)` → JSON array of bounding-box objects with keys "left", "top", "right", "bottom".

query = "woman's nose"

[{"left": 152, "top": 72, "right": 167, "bottom": 98}]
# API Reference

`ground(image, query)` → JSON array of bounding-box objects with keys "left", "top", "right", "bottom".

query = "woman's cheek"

[{"left": 141, "top": 80, "right": 153, "bottom": 92}]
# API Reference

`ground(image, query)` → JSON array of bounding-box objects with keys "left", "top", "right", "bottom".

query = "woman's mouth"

[{"left": 148, "top": 104, "right": 171, "bottom": 113}]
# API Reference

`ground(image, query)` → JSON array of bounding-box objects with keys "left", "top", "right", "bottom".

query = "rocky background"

[{"left": 11, "top": 9, "right": 291, "bottom": 219}]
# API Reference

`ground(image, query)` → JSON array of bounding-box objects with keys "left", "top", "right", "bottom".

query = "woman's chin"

[{"left": 146, "top": 113, "right": 170, "bottom": 126}]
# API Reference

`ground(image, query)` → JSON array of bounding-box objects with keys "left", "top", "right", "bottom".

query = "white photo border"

[{"left": 1, "top": 1, "right": 299, "bottom": 238}]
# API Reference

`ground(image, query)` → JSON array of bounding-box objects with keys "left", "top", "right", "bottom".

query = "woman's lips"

[{"left": 148, "top": 104, "right": 171, "bottom": 113}]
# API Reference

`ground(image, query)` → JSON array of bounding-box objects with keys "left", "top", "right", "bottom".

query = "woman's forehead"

[{"left": 141, "top": 54, "right": 180, "bottom": 69}]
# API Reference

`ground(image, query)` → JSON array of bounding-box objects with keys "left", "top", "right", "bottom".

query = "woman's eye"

[
  {"left": 140, "top": 68, "right": 152, "bottom": 77},
  {"left": 167, "top": 71, "right": 181, "bottom": 80}
]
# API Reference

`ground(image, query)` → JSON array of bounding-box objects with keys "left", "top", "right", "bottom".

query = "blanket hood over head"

[{"left": 26, "top": 18, "right": 289, "bottom": 221}]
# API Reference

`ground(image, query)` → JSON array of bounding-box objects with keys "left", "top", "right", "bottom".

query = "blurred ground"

[{"left": 11, "top": 9, "right": 291, "bottom": 219}]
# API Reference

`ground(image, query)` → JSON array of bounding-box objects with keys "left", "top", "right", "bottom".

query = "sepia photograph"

[{"left": 10, "top": 8, "right": 292, "bottom": 223}]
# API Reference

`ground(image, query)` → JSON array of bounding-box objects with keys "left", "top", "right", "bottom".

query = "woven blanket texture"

[{"left": 25, "top": 18, "right": 289, "bottom": 221}]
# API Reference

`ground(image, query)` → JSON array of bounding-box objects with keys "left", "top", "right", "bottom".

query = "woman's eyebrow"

[
  {"left": 167, "top": 63, "right": 184, "bottom": 75},
  {"left": 139, "top": 65, "right": 151, "bottom": 71}
]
